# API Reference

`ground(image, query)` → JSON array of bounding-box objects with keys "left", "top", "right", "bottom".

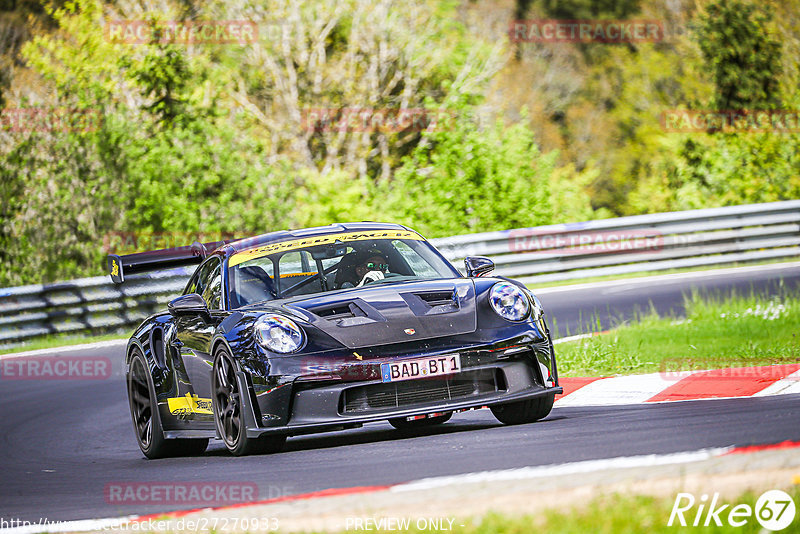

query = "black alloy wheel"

[
  {"left": 127, "top": 348, "right": 208, "bottom": 458},
  {"left": 212, "top": 348, "right": 286, "bottom": 456}
]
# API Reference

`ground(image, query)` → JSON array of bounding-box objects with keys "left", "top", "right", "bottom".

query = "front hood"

[{"left": 279, "top": 279, "right": 477, "bottom": 349}]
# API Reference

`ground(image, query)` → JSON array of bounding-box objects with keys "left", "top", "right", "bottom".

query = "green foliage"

[
  {"left": 628, "top": 0, "right": 800, "bottom": 214},
  {"left": 696, "top": 0, "right": 783, "bottom": 110},
  {"left": 0, "top": 125, "right": 121, "bottom": 285},
  {"left": 3, "top": 0, "right": 542, "bottom": 285},
  {"left": 532, "top": 0, "right": 642, "bottom": 21},
  {"left": 292, "top": 168, "right": 374, "bottom": 229},
  {"left": 4, "top": 0, "right": 800, "bottom": 287},
  {"left": 382, "top": 105, "right": 556, "bottom": 237},
  {"left": 0, "top": 0, "right": 296, "bottom": 286},
  {"left": 123, "top": 44, "right": 190, "bottom": 125}
]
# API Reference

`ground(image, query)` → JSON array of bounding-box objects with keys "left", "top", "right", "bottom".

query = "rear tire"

[
  {"left": 127, "top": 349, "right": 208, "bottom": 458},
  {"left": 389, "top": 412, "right": 452, "bottom": 430},
  {"left": 212, "top": 348, "right": 286, "bottom": 456},
  {"left": 491, "top": 394, "right": 555, "bottom": 425}
]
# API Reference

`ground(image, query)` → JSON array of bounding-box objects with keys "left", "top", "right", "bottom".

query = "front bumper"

[{"left": 243, "top": 334, "right": 560, "bottom": 438}]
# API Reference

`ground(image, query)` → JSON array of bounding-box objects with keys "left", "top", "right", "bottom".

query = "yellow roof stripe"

[{"left": 229, "top": 230, "right": 424, "bottom": 267}]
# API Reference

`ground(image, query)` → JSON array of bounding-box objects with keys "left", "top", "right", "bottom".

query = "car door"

[{"left": 173, "top": 256, "right": 225, "bottom": 421}]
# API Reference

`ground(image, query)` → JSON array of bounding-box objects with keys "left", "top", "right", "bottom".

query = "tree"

[
  {"left": 227, "top": 0, "right": 504, "bottom": 181},
  {"left": 380, "top": 104, "right": 556, "bottom": 237},
  {"left": 696, "top": 0, "right": 783, "bottom": 111}
]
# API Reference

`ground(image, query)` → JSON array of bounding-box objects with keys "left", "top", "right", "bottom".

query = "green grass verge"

[
  {"left": 306, "top": 486, "right": 800, "bottom": 533},
  {"left": 526, "top": 257, "right": 800, "bottom": 290},
  {"left": 554, "top": 289, "right": 800, "bottom": 377},
  {"left": 0, "top": 331, "right": 128, "bottom": 356},
  {"left": 473, "top": 487, "right": 800, "bottom": 534}
]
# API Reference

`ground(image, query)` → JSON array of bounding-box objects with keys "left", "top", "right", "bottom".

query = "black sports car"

[{"left": 108, "top": 223, "right": 561, "bottom": 458}]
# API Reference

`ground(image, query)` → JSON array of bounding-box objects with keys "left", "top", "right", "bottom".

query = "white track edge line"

[
  {"left": 0, "top": 448, "right": 732, "bottom": 533},
  {"left": 389, "top": 447, "right": 733, "bottom": 493},
  {"left": 0, "top": 339, "right": 128, "bottom": 360}
]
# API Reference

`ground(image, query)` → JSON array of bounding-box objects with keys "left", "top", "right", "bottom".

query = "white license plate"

[{"left": 381, "top": 354, "right": 461, "bottom": 383}]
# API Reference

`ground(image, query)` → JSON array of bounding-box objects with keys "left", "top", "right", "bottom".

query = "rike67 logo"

[{"left": 669, "top": 490, "right": 796, "bottom": 530}]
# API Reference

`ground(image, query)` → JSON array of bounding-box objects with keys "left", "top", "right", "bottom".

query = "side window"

[
  {"left": 203, "top": 265, "right": 222, "bottom": 310},
  {"left": 183, "top": 269, "right": 202, "bottom": 296},
  {"left": 187, "top": 257, "right": 222, "bottom": 309}
]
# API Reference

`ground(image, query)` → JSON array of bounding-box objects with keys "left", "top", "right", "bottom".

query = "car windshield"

[{"left": 227, "top": 234, "right": 459, "bottom": 308}]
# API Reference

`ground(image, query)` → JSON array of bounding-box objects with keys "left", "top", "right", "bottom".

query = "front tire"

[
  {"left": 212, "top": 348, "right": 286, "bottom": 456},
  {"left": 127, "top": 349, "right": 208, "bottom": 459},
  {"left": 491, "top": 393, "right": 555, "bottom": 425}
]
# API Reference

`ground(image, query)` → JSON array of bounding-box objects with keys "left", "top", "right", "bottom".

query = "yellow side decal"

[
  {"left": 168, "top": 393, "right": 213, "bottom": 415},
  {"left": 111, "top": 259, "right": 119, "bottom": 277},
  {"left": 229, "top": 230, "right": 424, "bottom": 267}
]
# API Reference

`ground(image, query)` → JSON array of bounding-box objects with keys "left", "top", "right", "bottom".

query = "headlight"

[
  {"left": 489, "top": 282, "right": 530, "bottom": 322},
  {"left": 254, "top": 314, "right": 305, "bottom": 353}
]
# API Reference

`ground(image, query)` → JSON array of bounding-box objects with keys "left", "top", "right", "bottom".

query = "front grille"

[{"left": 341, "top": 368, "right": 502, "bottom": 414}]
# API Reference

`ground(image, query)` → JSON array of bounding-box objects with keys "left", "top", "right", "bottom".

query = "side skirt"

[{"left": 164, "top": 429, "right": 217, "bottom": 439}]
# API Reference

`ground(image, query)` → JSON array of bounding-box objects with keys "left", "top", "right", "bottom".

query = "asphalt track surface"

[{"left": 1, "top": 264, "right": 799, "bottom": 522}]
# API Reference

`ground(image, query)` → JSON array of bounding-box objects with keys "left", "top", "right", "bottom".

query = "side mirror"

[
  {"left": 464, "top": 256, "right": 494, "bottom": 277},
  {"left": 168, "top": 293, "right": 209, "bottom": 317}
]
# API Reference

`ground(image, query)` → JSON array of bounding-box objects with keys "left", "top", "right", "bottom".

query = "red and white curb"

[
  {"left": 555, "top": 364, "right": 800, "bottom": 406},
  {"left": 5, "top": 442, "right": 799, "bottom": 533}
]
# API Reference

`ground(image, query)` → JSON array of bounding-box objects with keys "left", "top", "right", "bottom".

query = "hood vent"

[
  {"left": 417, "top": 290, "right": 457, "bottom": 307},
  {"left": 401, "top": 288, "right": 459, "bottom": 316},
  {"left": 309, "top": 302, "right": 367, "bottom": 321},
  {"left": 284, "top": 280, "right": 476, "bottom": 349}
]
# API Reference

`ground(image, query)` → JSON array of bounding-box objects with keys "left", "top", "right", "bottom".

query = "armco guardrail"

[
  {"left": 1, "top": 201, "right": 799, "bottom": 349},
  {"left": 0, "top": 269, "right": 192, "bottom": 349},
  {"left": 430, "top": 200, "right": 800, "bottom": 285}
]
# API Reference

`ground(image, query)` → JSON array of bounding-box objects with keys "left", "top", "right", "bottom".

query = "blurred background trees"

[{"left": 1, "top": 0, "right": 799, "bottom": 285}]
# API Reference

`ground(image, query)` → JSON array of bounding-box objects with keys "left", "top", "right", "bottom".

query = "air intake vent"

[
  {"left": 340, "top": 368, "right": 502, "bottom": 414},
  {"left": 417, "top": 291, "right": 456, "bottom": 307},
  {"left": 310, "top": 302, "right": 366, "bottom": 320}
]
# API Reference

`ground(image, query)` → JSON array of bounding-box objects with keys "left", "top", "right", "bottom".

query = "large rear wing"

[{"left": 107, "top": 239, "right": 235, "bottom": 284}]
